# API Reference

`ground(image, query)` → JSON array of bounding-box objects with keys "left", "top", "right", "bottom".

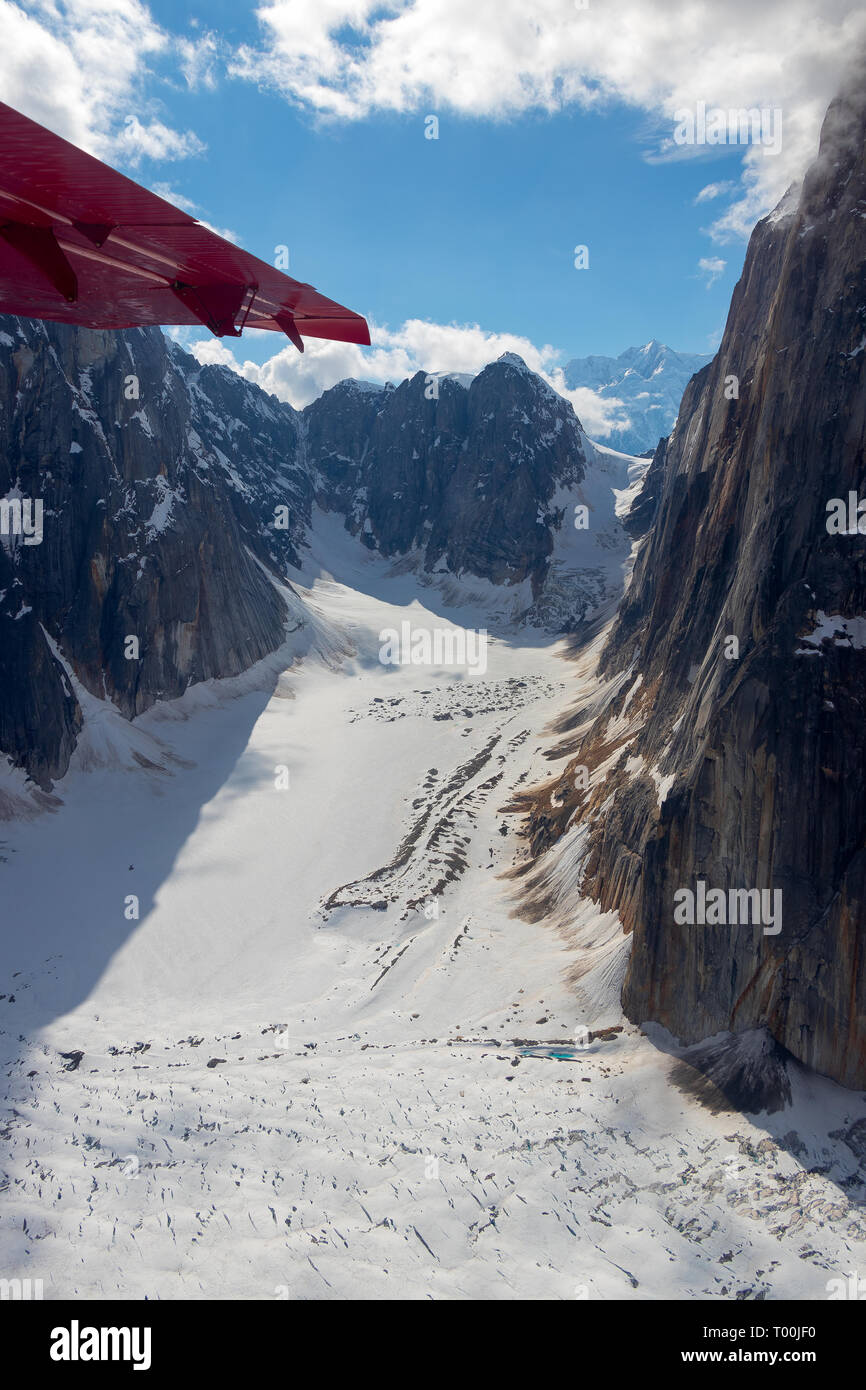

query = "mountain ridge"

[
  {"left": 0, "top": 322, "right": 638, "bottom": 795},
  {"left": 517, "top": 71, "right": 866, "bottom": 1091}
]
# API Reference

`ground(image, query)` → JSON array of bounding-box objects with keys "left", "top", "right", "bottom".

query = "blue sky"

[
  {"left": 134, "top": 46, "right": 745, "bottom": 363},
  {"left": 1, "top": 0, "right": 860, "bottom": 426}
]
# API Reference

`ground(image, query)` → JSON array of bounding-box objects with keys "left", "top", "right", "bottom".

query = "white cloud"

[
  {"left": 229, "top": 0, "right": 866, "bottom": 239},
  {"left": 698, "top": 257, "right": 727, "bottom": 287},
  {"left": 150, "top": 182, "right": 199, "bottom": 214},
  {"left": 177, "top": 31, "right": 220, "bottom": 91},
  {"left": 694, "top": 181, "right": 735, "bottom": 204},
  {"left": 0, "top": 0, "right": 203, "bottom": 165},
  {"left": 195, "top": 219, "right": 241, "bottom": 244},
  {"left": 111, "top": 115, "right": 205, "bottom": 164},
  {"left": 149, "top": 183, "right": 240, "bottom": 243},
  {"left": 3, "top": 0, "right": 862, "bottom": 243},
  {"left": 180, "top": 317, "right": 631, "bottom": 439}
]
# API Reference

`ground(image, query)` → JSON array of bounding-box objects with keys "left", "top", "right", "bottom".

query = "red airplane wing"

[{"left": 0, "top": 102, "right": 370, "bottom": 353}]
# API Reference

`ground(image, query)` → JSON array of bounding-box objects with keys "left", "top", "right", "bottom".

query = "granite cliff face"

[
  {"left": 0, "top": 324, "right": 625, "bottom": 793},
  {"left": 0, "top": 318, "right": 310, "bottom": 789},
  {"left": 307, "top": 355, "right": 588, "bottom": 593},
  {"left": 520, "top": 81, "right": 866, "bottom": 1090}
]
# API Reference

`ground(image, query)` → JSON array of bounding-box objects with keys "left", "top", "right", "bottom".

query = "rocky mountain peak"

[{"left": 519, "top": 68, "right": 866, "bottom": 1091}]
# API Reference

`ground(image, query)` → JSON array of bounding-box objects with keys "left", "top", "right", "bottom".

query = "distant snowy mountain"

[{"left": 563, "top": 339, "right": 711, "bottom": 455}]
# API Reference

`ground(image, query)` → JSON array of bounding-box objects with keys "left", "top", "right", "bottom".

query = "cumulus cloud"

[
  {"left": 698, "top": 256, "right": 727, "bottom": 287},
  {"left": 229, "top": 0, "right": 866, "bottom": 239},
  {"left": 694, "top": 181, "right": 735, "bottom": 204},
  {"left": 179, "top": 317, "right": 631, "bottom": 439},
  {"left": 111, "top": 115, "right": 204, "bottom": 165},
  {"left": 4, "top": 0, "right": 862, "bottom": 241},
  {"left": 0, "top": 0, "right": 204, "bottom": 164}
]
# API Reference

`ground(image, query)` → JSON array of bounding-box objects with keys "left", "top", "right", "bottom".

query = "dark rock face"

[
  {"left": 670, "top": 1029, "right": 794, "bottom": 1116},
  {"left": 621, "top": 433, "right": 669, "bottom": 540},
  {"left": 0, "top": 318, "right": 308, "bottom": 787},
  {"left": 524, "top": 79, "right": 866, "bottom": 1090},
  {"left": 0, "top": 325, "right": 599, "bottom": 791},
  {"left": 831, "top": 1117, "right": 866, "bottom": 1162},
  {"left": 307, "top": 354, "right": 587, "bottom": 594}
]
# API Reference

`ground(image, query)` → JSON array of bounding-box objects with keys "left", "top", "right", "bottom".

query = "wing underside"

[{"left": 0, "top": 102, "right": 370, "bottom": 352}]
